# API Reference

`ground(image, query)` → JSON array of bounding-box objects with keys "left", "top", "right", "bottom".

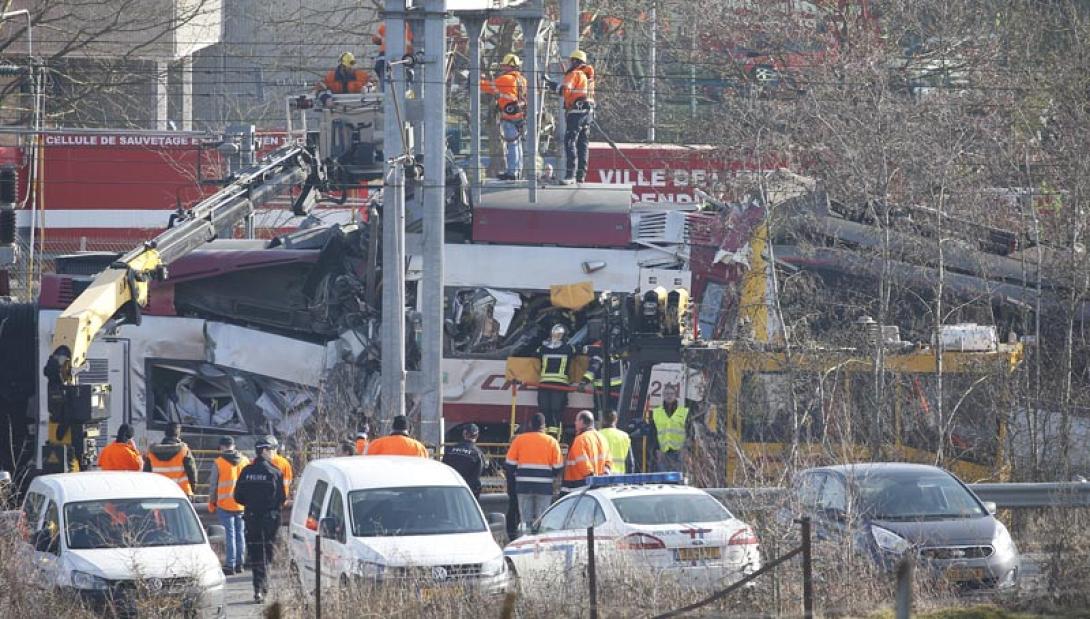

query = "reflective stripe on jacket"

[
  {"left": 560, "top": 68, "right": 594, "bottom": 110},
  {"left": 214, "top": 455, "right": 250, "bottom": 512},
  {"left": 653, "top": 405, "right": 689, "bottom": 452},
  {"left": 271, "top": 453, "right": 294, "bottom": 497},
  {"left": 481, "top": 71, "right": 527, "bottom": 120},
  {"left": 599, "top": 427, "right": 631, "bottom": 473},
  {"left": 504, "top": 431, "right": 563, "bottom": 495},
  {"left": 562, "top": 430, "right": 607, "bottom": 489},
  {"left": 355, "top": 437, "right": 368, "bottom": 455},
  {"left": 148, "top": 446, "right": 193, "bottom": 494}
]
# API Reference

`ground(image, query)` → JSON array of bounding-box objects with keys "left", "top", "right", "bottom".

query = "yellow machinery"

[{"left": 42, "top": 143, "right": 325, "bottom": 471}]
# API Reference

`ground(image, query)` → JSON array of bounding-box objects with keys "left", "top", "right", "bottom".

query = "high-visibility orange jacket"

[
  {"left": 145, "top": 441, "right": 196, "bottom": 495},
  {"left": 559, "top": 67, "right": 595, "bottom": 110},
  {"left": 504, "top": 430, "right": 563, "bottom": 495},
  {"left": 374, "top": 23, "right": 415, "bottom": 55},
  {"left": 322, "top": 67, "right": 370, "bottom": 94},
  {"left": 209, "top": 452, "right": 250, "bottom": 512},
  {"left": 271, "top": 453, "right": 294, "bottom": 498},
  {"left": 98, "top": 441, "right": 143, "bottom": 471},
  {"left": 481, "top": 70, "right": 528, "bottom": 121},
  {"left": 588, "top": 429, "right": 612, "bottom": 475},
  {"left": 355, "top": 436, "right": 368, "bottom": 455},
  {"left": 365, "top": 433, "right": 429, "bottom": 457},
  {"left": 562, "top": 429, "right": 610, "bottom": 490}
]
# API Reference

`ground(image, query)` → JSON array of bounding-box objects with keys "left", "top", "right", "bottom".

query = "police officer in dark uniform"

[
  {"left": 441, "top": 424, "right": 487, "bottom": 499},
  {"left": 233, "top": 438, "right": 286, "bottom": 604}
]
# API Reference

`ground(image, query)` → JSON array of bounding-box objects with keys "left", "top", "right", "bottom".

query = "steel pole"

[
  {"left": 557, "top": 0, "right": 579, "bottom": 178},
  {"left": 465, "top": 18, "right": 484, "bottom": 206},
  {"left": 648, "top": 3, "right": 656, "bottom": 143},
  {"left": 419, "top": 0, "right": 447, "bottom": 448},
  {"left": 381, "top": 0, "right": 408, "bottom": 422},
  {"left": 519, "top": 12, "right": 542, "bottom": 201}
]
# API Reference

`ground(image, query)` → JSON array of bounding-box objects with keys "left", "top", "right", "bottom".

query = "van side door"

[
  {"left": 32, "top": 499, "right": 63, "bottom": 586},
  {"left": 319, "top": 486, "right": 348, "bottom": 587},
  {"left": 292, "top": 477, "right": 329, "bottom": 589}
]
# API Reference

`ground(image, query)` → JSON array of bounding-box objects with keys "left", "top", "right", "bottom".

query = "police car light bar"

[{"left": 586, "top": 472, "right": 683, "bottom": 488}]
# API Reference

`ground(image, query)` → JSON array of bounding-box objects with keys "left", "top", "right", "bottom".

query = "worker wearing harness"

[
  {"left": 481, "top": 53, "right": 529, "bottom": 181},
  {"left": 317, "top": 52, "right": 371, "bottom": 107},
  {"left": 545, "top": 50, "right": 596, "bottom": 184}
]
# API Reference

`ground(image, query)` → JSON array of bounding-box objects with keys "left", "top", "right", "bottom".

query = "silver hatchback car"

[{"left": 789, "top": 463, "right": 1019, "bottom": 592}]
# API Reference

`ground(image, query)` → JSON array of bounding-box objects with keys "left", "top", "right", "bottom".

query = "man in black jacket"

[
  {"left": 233, "top": 438, "right": 286, "bottom": 604},
  {"left": 441, "top": 424, "right": 486, "bottom": 498}
]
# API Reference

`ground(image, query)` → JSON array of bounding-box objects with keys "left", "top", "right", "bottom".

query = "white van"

[
  {"left": 289, "top": 456, "right": 509, "bottom": 594},
  {"left": 17, "top": 472, "right": 226, "bottom": 617}
]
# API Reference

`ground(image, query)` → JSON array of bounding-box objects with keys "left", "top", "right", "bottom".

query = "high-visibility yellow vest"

[
  {"left": 652, "top": 406, "right": 688, "bottom": 453},
  {"left": 539, "top": 346, "right": 572, "bottom": 384},
  {"left": 599, "top": 427, "right": 631, "bottom": 473}
]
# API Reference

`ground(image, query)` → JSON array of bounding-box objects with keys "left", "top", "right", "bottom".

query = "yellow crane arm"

[{"left": 48, "top": 248, "right": 162, "bottom": 384}]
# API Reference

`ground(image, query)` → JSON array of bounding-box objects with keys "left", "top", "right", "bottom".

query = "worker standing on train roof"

[
  {"left": 481, "top": 53, "right": 529, "bottom": 180},
  {"left": 544, "top": 50, "right": 596, "bottom": 184}
]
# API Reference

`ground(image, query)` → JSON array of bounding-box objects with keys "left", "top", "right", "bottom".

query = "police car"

[{"left": 503, "top": 473, "right": 761, "bottom": 594}]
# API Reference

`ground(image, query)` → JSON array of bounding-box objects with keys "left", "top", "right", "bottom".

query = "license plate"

[
  {"left": 676, "top": 546, "right": 722, "bottom": 561},
  {"left": 944, "top": 566, "right": 986, "bottom": 581}
]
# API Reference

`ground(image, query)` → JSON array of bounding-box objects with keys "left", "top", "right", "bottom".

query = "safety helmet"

[
  {"left": 501, "top": 53, "right": 522, "bottom": 68},
  {"left": 551, "top": 324, "right": 567, "bottom": 338},
  {"left": 569, "top": 49, "right": 587, "bottom": 63},
  {"left": 339, "top": 51, "right": 356, "bottom": 67},
  {"left": 263, "top": 434, "right": 280, "bottom": 449}
]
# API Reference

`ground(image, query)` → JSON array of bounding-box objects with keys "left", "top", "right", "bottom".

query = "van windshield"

[
  {"left": 348, "top": 486, "right": 486, "bottom": 537},
  {"left": 65, "top": 499, "right": 205, "bottom": 549}
]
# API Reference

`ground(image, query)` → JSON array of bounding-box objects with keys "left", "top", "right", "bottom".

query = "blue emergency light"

[{"left": 586, "top": 471, "right": 684, "bottom": 488}]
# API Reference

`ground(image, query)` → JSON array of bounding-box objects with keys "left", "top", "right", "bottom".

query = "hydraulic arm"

[{"left": 42, "top": 142, "right": 324, "bottom": 470}]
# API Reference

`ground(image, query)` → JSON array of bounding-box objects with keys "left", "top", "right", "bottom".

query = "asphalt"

[{"left": 224, "top": 568, "right": 289, "bottom": 618}]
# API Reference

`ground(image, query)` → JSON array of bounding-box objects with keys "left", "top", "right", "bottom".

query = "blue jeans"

[
  {"left": 501, "top": 119, "right": 523, "bottom": 177},
  {"left": 218, "top": 510, "right": 245, "bottom": 569}
]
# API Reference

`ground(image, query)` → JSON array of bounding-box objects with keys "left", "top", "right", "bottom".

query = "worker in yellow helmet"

[
  {"left": 317, "top": 51, "right": 371, "bottom": 107},
  {"left": 545, "top": 50, "right": 596, "bottom": 184},
  {"left": 481, "top": 53, "right": 529, "bottom": 180}
]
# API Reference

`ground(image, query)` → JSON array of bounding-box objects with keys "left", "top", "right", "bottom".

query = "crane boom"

[{"left": 43, "top": 142, "right": 324, "bottom": 454}]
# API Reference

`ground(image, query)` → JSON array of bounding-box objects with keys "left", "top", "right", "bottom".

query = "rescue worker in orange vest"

[
  {"left": 264, "top": 435, "right": 294, "bottom": 501},
  {"left": 481, "top": 53, "right": 529, "bottom": 180},
  {"left": 207, "top": 436, "right": 250, "bottom": 575},
  {"left": 365, "top": 415, "right": 429, "bottom": 457},
  {"left": 561, "top": 410, "right": 611, "bottom": 494},
  {"left": 354, "top": 419, "right": 371, "bottom": 455},
  {"left": 316, "top": 52, "right": 371, "bottom": 108},
  {"left": 143, "top": 422, "right": 197, "bottom": 499},
  {"left": 544, "top": 50, "right": 596, "bottom": 184},
  {"left": 97, "top": 424, "right": 143, "bottom": 471},
  {"left": 505, "top": 413, "right": 564, "bottom": 532},
  {"left": 372, "top": 23, "right": 415, "bottom": 90}
]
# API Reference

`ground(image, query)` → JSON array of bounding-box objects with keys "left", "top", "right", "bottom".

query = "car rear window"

[{"left": 612, "top": 493, "right": 732, "bottom": 525}]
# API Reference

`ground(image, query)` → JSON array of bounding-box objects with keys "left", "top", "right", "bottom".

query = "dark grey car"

[{"left": 789, "top": 463, "right": 1019, "bottom": 592}]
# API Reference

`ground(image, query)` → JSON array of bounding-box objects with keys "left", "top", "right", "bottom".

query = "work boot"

[
  {"left": 559, "top": 177, "right": 575, "bottom": 185},
  {"left": 497, "top": 172, "right": 515, "bottom": 181},
  {"left": 254, "top": 590, "right": 265, "bottom": 604}
]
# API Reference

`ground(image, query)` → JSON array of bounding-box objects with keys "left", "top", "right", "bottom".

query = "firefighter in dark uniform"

[
  {"left": 535, "top": 324, "right": 574, "bottom": 435},
  {"left": 441, "top": 424, "right": 487, "bottom": 499},
  {"left": 582, "top": 339, "right": 624, "bottom": 416},
  {"left": 233, "top": 437, "right": 286, "bottom": 604}
]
